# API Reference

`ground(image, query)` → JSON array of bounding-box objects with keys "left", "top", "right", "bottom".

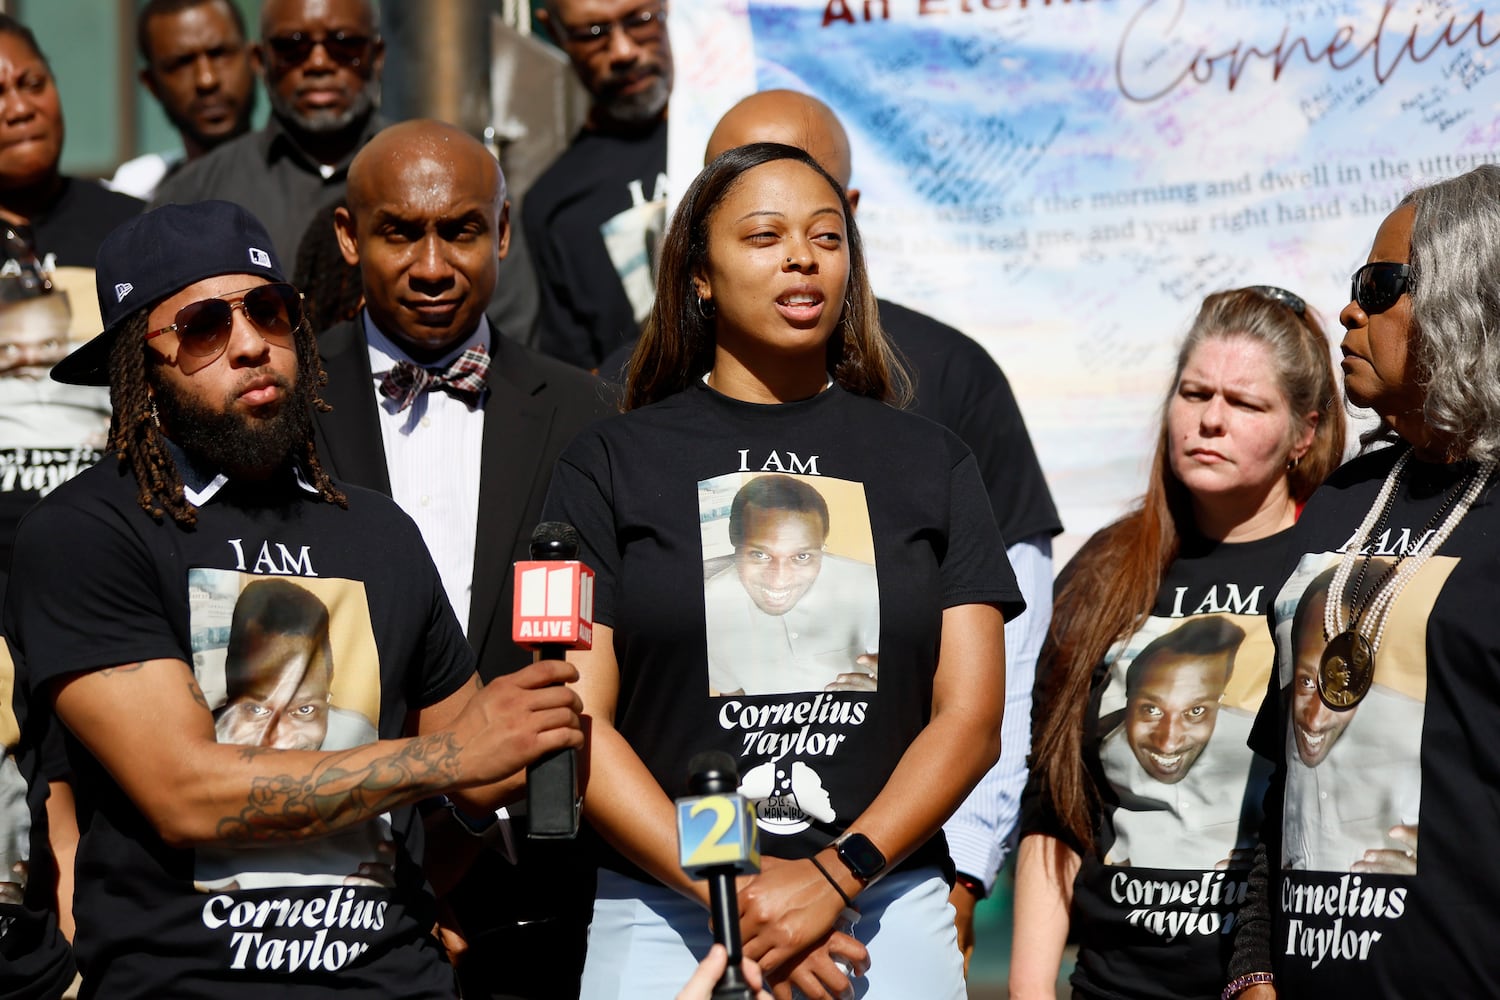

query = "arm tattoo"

[
  {"left": 215, "top": 733, "right": 465, "bottom": 843},
  {"left": 187, "top": 679, "right": 210, "bottom": 710}
]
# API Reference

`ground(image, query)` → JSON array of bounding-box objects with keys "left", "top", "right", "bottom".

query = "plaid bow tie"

[{"left": 378, "top": 345, "right": 490, "bottom": 412}]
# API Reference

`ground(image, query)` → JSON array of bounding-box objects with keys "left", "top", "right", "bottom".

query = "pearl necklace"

[{"left": 1318, "top": 448, "right": 1495, "bottom": 709}]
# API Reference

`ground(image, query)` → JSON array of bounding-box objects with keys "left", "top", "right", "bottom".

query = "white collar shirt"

[{"left": 364, "top": 311, "right": 488, "bottom": 634}]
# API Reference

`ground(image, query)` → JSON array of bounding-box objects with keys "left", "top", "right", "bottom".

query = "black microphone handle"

[
  {"left": 707, "top": 867, "right": 753, "bottom": 999},
  {"left": 526, "top": 641, "right": 578, "bottom": 838}
]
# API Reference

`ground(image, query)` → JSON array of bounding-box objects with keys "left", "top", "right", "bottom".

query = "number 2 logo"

[{"left": 683, "top": 796, "right": 745, "bottom": 867}]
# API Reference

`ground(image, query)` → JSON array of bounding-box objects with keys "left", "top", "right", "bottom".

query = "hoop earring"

[
  {"left": 1287, "top": 455, "right": 1301, "bottom": 472},
  {"left": 696, "top": 295, "right": 716, "bottom": 319}
]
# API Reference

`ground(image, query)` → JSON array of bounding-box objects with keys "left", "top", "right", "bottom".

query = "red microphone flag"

[{"left": 512, "top": 560, "right": 595, "bottom": 649}]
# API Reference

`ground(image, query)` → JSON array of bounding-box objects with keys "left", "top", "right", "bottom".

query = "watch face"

[{"left": 837, "top": 833, "right": 886, "bottom": 880}]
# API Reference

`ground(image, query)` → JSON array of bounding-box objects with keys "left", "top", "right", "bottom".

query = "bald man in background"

[
  {"left": 604, "top": 89, "right": 1063, "bottom": 965},
  {"left": 312, "top": 118, "right": 612, "bottom": 1000}
]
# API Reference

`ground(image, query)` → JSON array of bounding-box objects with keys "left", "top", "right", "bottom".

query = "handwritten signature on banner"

[
  {"left": 1117, "top": 0, "right": 1499, "bottom": 102},
  {"left": 814, "top": 0, "right": 1500, "bottom": 104}
]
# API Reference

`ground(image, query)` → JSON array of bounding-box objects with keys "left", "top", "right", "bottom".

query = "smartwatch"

[
  {"left": 954, "top": 871, "right": 986, "bottom": 900},
  {"left": 834, "top": 832, "right": 887, "bottom": 883}
]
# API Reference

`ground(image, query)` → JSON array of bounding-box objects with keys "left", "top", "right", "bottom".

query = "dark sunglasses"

[
  {"left": 1351, "top": 262, "right": 1412, "bottom": 315},
  {"left": 265, "top": 30, "right": 372, "bottom": 67},
  {"left": 557, "top": 5, "right": 664, "bottom": 48},
  {"left": 145, "top": 283, "right": 302, "bottom": 359}
]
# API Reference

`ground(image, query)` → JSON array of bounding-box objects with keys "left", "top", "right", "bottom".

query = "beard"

[
  {"left": 595, "top": 64, "right": 672, "bottom": 129},
  {"left": 153, "top": 367, "right": 314, "bottom": 476},
  {"left": 269, "top": 77, "right": 378, "bottom": 135}
]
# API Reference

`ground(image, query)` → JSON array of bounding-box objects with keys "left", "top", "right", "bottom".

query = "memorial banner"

[{"left": 665, "top": 0, "right": 1500, "bottom": 544}]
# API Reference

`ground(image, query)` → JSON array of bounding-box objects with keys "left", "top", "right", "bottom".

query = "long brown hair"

[
  {"left": 623, "top": 142, "right": 910, "bottom": 411},
  {"left": 1032, "top": 286, "right": 1345, "bottom": 853},
  {"left": 106, "top": 307, "right": 345, "bottom": 526}
]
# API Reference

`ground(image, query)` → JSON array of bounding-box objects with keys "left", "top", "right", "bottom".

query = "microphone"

[
  {"left": 677, "top": 751, "right": 760, "bottom": 999},
  {"left": 513, "top": 521, "right": 595, "bottom": 839}
]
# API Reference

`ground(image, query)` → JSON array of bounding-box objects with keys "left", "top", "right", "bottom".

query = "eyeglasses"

[
  {"left": 556, "top": 5, "right": 665, "bottom": 48},
  {"left": 265, "top": 31, "right": 373, "bottom": 67},
  {"left": 1350, "top": 262, "right": 1412, "bottom": 315},
  {"left": 1249, "top": 285, "right": 1307, "bottom": 317},
  {"left": 145, "top": 283, "right": 302, "bottom": 360}
]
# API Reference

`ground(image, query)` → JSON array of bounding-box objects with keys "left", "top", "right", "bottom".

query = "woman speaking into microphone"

[{"left": 541, "top": 142, "right": 1019, "bottom": 1000}]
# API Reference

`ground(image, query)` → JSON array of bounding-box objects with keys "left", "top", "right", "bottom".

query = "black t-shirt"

[
  {"left": 1024, "top": 530, "right": 1285, "bottom": 999},
  {"left": 31, "top": 177, "right": 143, "bottom": 269},
  {"left": 543, "top": 381, "right": 1023, "bottom": 878},
  {"left": 0, "top": 577, "right": 75, "bottom": 1000},
  {"left": 1251, "top": 446, "right": 1500, "bottom": 996},
  {"left": 523, "top": 119, "right": 668, "bottom": 369},
  {"left": 6, "top": 459, "right": 474, "bottom": 998},
  {"left": 879, "top": 300, "right": 1061, "bottom": 544}
]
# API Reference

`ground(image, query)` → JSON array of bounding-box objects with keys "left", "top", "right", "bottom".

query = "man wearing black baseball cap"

[{"left": 6, "top": 200, "right": 584, "bottom": 997}]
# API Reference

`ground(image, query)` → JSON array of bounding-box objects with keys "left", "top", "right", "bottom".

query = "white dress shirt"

[
  {"left": 942, "top": 535, "right": 1053, "bottom": 891},
  {"left": 364, "top": 312, "right": 488, "bottom": 634}
]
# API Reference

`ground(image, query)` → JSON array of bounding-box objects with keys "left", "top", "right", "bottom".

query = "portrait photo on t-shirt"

[
  {"left": 1096, "top": 611, "right": 1272, "bottom": 870},
  {"left": 600, "top": 191, "right": 666, "bottom": 326},
  {"left": 699, "top": 471, "right": 879, "bottom": 698},
  {"left": 1274, "top": 552, "right": 1448, "bottom": 875},
  {"left": 186, "top": 569, "right": 394, "bottom": 891}
]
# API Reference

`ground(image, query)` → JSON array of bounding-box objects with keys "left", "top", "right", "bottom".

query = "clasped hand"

[{"left": 737, "top": 856, "right": 869, "bottom": 1000}]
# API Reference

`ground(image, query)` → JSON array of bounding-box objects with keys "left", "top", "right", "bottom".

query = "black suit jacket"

[{"left": 312, "top": 316, "right": 616, "bottom": 679}]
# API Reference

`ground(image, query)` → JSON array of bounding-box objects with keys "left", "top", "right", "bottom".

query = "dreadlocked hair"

[
  {"left": 106, "top": 307, "right": 346, "bottom": 527},
  {"left": 293, "top": 199, "right": 363, "bottom": 334},
  {"left": 108, "top": 311, "right": 190, "bottom": 524},
  {"left": 291, "top": 317, "right": 345, "bottom": 508}
]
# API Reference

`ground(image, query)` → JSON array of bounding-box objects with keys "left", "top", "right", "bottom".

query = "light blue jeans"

[{"left": 578, "top": 866, "right": 966, "bottom": 1000}]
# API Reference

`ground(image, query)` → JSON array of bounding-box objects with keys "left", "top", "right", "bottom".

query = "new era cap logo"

[
  {"left": 248, "top": 247, "right": 271, "bottom": 267},
  {"left": 114, "top": 282, "right": 133, "bottom": 302}
]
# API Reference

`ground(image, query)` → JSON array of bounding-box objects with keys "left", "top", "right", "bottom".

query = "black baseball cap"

[{"left": 51, "top": 200, "right": 286, "bottom": 386}]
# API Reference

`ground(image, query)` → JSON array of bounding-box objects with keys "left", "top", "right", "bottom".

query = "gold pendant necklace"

[{"left": 1320, "top": 448, "right": 1495, "bottom": 710}]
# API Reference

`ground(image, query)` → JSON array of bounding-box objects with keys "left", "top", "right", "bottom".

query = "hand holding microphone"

[
  {"left": 677, "top": 751, "right": 761, "bottom": 999},
  {"left": 512, "top": 521, "right": 595, "bottom": 839},
  {"left": 676, "top": 945, "right": 773, "bottom": 1000}
]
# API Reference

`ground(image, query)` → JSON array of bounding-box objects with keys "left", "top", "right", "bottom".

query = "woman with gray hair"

[{"left": 1226, "top": 164, "right": 1500, "bottom": 999}]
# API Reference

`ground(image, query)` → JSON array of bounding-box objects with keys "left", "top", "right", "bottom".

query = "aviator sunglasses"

[
  {"left": 1350, "top": 262, "right": 1413, "bottom": 315},
  {"left": 265, "top": 30, "right": 372, "bottom": 67},
  {"left": 144, "top": 283, "right": 302, "bottom": 360}
]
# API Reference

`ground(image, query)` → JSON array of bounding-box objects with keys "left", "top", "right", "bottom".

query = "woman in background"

[{"left": 1013, "top": 286, "right": 1344, "bottom": 999}]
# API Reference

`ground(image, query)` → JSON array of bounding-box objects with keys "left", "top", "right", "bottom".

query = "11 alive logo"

[{"left": 512, "top": 561, "right": 595, "bottom": 647}]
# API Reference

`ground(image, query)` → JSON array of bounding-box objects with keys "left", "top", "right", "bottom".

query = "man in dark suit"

[{"left": 312, "top": 117, "right": 612, "bottom": 1000}]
